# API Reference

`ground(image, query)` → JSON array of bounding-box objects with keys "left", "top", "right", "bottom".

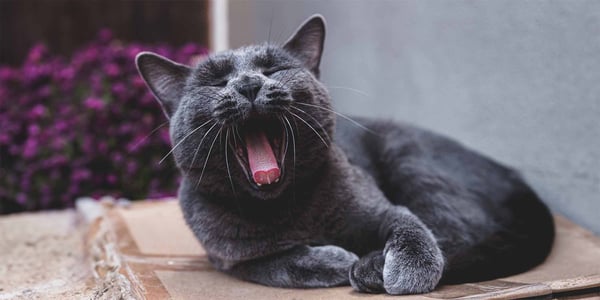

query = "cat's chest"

[
  {"left": 211, "top": 201, "right": 340, "bottom": 241},
  {"left": 188, "top": 200, "right": 316, "bottom": 260}
]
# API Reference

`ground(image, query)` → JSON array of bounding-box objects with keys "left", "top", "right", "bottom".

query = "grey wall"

[{"left": 229, "top": 1, "right": 600, "bottom": 234}]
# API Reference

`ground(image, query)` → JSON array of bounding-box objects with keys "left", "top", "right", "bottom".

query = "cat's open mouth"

[{"left": 231, "top": 118, "right": 285, "bottom": 188}]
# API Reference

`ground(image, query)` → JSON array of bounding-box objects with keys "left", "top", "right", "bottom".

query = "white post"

[{"left": 210, "top": 0, "right": 229, "bottom": 52}]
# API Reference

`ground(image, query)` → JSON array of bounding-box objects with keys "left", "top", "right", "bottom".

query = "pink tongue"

[{"left": 244, "top": 130, "right": 280, "bottom": 185}]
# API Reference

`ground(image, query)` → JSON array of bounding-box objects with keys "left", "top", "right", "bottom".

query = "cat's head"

[{"left": 136, "top": 15, "right": 334, "bottom": 200}]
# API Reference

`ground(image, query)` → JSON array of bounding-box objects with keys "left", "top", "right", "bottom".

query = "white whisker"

[
  {"left": 159, "top": 119, "right": 213, "bottom": 165},
  {"left": 278, "top": 116, "right": 289, "bottom": 168},
  {"left": 327, "top": 86, "right": 371, "bottom": 98},
  {"left": 188, "top": 122, "right": 219, "bottom": 172},
  {"left": 295, "top": 102, "right": 379, "bottom": 136},
  {"left": 196, "top": 126, "right": 223, "bottom": 188},
  {"left": 130, "top": 121, "right": 169, "bottom": 152},
  {"left": 283, "top": 116, "right": 295, "bottom": 167},
  {"left": 283, "top": 115, "right": 297, "bottom": 203},
  {"left": 287, "top": 110, "right": 329, "bottom": 148},
  {"left": 290, "top": 106, "right": 332, "bottom": 144},
  {"left": 224, "top": 128, "right": 236, "bottom": 195}
]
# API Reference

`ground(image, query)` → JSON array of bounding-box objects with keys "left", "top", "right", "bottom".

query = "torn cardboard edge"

[{"left": 83, "top": 199, "right": 600, "bottom": 299}]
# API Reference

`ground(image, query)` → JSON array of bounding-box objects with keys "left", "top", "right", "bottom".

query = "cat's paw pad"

[
  {"left": 382, "top": 245, "right": 444, "bottom": 295},
  {"left": 349, "top": 251, "right": 385, "bottom": 293}
]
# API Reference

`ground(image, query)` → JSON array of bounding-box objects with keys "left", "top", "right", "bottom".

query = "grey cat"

[{"left": 135, "top": 15, "right": 554, "bottom": 295}]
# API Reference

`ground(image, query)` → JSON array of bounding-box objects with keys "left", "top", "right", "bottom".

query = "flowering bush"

[{"left": 0, "top": 30, "right": 208, "bottom": 213}]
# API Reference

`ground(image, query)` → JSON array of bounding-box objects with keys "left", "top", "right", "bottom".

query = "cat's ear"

[
  {"left": 135, "top": 52, "right": 191, "bottom": 119},
  {"left": 283, "top": 14, "right": 326, "bottom": 78}
]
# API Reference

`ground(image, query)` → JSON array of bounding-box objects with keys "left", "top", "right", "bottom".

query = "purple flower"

[
  {"left": 112, "top": 153, "right": 124, "bottom": 163},
  {"left": 126, "top": 161, "right": 138, "bottom": 174},
  {"left": 23, "top": 138, "right": 39, "bottom": 158},
  {"left": 26, "top": 44, "right": 48, "bottom": 63},
  {"left": 56, "top": 67, "right": 75, "bottom": 81},
  {"left": 36, "top": 85, "right": 51, "bottom": 98},
  {"left": 0, "top": 29, "right": 208, "bottom": 213},
  {"left": 98, "top": 28, "right": 113, "bottom": 43},
  {"left": 28, "top": 124, "right": 41, "bottom": 135},
  {"left": 107, "top": 175, "right": 117, "bottom": 184},
  {"left": 16, "top": 193, "right": 27, "bottom": 205},
  {"left": 84, "top": 97, "right": 105, "bottom": 110},
  {"left": 131, "top": 76, "right": 146, "bottom": 89},
  {"left": 111, "top": 82, "right": 127, "bottom": 98},
  {"left": 0, "top": 133, "right": 9, "bottom": 144},
  {"left": 0, "top": 67, "right": 16, "bottom": 81},
  {"left": 50, "top": 137, "right": 66, "bottom": 150},
  {"left": 28, "top": 105, "right": 46, "bottom": 119},
  {"left": 104, "top": 63, "right": 120, "bottom": 77},
  {"left": 71, "top": 169, "right": 91, "bottom": 181},
  {"left": 54, "top": 120, "right": 69, "bottom": 132}
]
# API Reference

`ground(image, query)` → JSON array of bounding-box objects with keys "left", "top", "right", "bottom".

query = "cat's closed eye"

[
  {"left": 262, "top": 66, "right": 291, "bottom": 76},
  {"left": 211, "top": 79, "right": 228, "bottom": 87}
]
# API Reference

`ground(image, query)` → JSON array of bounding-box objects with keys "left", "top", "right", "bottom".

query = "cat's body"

[
  {"left": 336, "top": 118, "right": 554, "bottom": 284},
  {"left": 136, "top": 15, "right": 554, "bottom": 295}
]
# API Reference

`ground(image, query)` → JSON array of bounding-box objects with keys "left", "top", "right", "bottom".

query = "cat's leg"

[
  {"left": 222, "top": 245, "right": 358, "bottom": 288},
  {"left": 349, "top": 206, "right": 444, "bottom": 295}
]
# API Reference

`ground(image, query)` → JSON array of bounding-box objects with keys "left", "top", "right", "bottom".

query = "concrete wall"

[{"left": 229, "top": 1, "right": 600, "bottom": 234}]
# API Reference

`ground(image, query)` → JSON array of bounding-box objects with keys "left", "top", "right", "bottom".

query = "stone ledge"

[{"left": 2, "top": 199, "right": 599, "bottom": 299}]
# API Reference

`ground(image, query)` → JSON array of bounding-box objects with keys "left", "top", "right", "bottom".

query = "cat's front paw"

[
  {"left": 349, "top": 251, "right": 385, "bottom": 293},
  {"left": 382, "top": 238, "right": 444, "bottom": 295},
  {"left": 306, "top": 245, "right": 359, "bottom": 287}
]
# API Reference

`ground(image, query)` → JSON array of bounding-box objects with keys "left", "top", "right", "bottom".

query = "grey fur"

[{"left": 135, "top": 15, "right": 554, "bottom": 295}]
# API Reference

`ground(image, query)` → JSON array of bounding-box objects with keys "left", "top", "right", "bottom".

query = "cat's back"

[
  {"left": 334, "top": 116, "right": 518, "bottom": 198},
  {"left": 334, "top": 116, "right": 457, "bottom": 178}
]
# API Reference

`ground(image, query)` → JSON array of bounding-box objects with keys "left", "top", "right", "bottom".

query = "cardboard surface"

[{"left": 87, "top": 200, "right": 600, "bottom": 299}]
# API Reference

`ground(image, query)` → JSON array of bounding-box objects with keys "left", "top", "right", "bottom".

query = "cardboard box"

[{"left": 87, "top": 200, "right": 600, "bottom": 299}]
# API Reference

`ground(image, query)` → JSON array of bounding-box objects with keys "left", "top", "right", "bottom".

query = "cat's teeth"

[
  {"left": 274, "top": 177, "right": 280, "bottom": 183},
  {"left": 256, "top": 183, "right": 263, "bottom": 187}
]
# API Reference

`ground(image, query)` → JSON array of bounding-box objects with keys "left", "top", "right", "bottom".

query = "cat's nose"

[{"left": 236, "top": 77, "right": 263, "bottom": 102}]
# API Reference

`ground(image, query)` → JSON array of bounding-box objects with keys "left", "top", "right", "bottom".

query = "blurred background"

[
  {"left": 0, "top": 0, "right": 211, "bottom": 213},
  {"left": 1, "top": 0, "right": 599, "bottom": 234}
]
